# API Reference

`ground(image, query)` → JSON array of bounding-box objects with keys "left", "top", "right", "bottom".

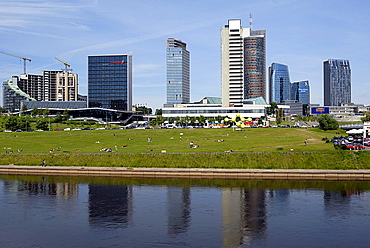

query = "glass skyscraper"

[
  {"left": 291, "top": 80, "right": 310, "bottom": 105},
  {"left": 88, "top": 55, "right": 132, "bottom": 111},
  {"left": 221, "top": 19, "right": 266, "bottom": 107},
  {"left": 323, "top": 59, "right": 351, "bottom": 106},
  {"left": 165, "top": 38, "right": 190, "bottom": 107},
  {"left": 268, "top": 63, "right": 291, "bottom": 104},
  {"left": 244, "top": 30, "right": 266, "bottom": 100}
]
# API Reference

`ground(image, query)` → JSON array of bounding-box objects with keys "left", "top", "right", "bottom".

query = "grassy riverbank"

[
  {"left": 0, "top": 151, "right": 370, "bottom": 169},
  {"left": 0, "top": 127, "right": 367, "bottom": 169},
  {"left": 1, "top": 127, "right": 342, "bottom": 153}
]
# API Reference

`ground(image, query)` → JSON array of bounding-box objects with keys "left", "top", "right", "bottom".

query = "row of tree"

[{"left": 2, "top": 116, "right": 50, "bottom": 131}]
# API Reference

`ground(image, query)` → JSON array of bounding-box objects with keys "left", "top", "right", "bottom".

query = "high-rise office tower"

[
  {"left": 221, "top": 19, "right": 266, "bottom": 107},
  {"left": 88, "top": 54, "right": 132, "bottom": 111},
  {"left": 291, "top": 80, "right": 310, "bottom": 104},
  {"left": 269, "top": 63, "right": 291, "bottom": 104},
  {"left": 164, "top": 38, "right": 190, "bottom": 107},
  {"left": 323, "top": 59, "right": 351, "bottom": 106}
]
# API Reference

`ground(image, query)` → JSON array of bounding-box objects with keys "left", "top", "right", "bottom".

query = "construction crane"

[
  {"left": 55, "top": 57, "right": 72, "bottom": 72},
  {"left": 0, "top": 51, "right": 31, "bottom": 74}
]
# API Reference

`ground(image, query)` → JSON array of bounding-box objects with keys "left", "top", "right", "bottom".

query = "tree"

[
  {"left": 43, "top": 108, "right": 50, "bottom": 118},
  {"left": 4, "top": 116, "right": 20, "bottom": 131},
  {"left": 36, "top": 118, "right": 49, "bottom": 130},
  {"left": 215, "top": 115, "right": 224, "bottom": 123},
  {"left": 31, "top": 107, "right": 40, "bottom": 117},
  {"left": 184, "top": 115, "right": 190, "bottom": 125},
  {"left": 318, "top": 114, "right": 338, "bottom": 130},
  {"left": 149, "top": 115, "right": 166, "bottom": 127},
  {"left": 55, "top": 112, "right": 63, "bottom": 123},
  {"left": 361, "top": 112, "right": 370, "bottom": 122},
  {"left": 155, "top": 109, "right": 162, "bottom": 115},
  {"left": 137, "top": 106, "right": 152, "bottom": 115},
  {"left": 63, "top": 109, "right": 69, "bottom": 121},
  {"left": 199, "top": 115, "right": 206, "bottom": 126},
  {"left": 266, "top": 102, "right": 278, "bottom": 116},
  {"left": 18, "top": 116, "right": 28, "bottom": 130},
  {"left": 168, "top": 117, "right": 175, "bottom": 124}
]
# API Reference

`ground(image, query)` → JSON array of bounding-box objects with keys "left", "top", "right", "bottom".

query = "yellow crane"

[
  {"left": 0, "top": 51, "right": 31, "bottom": 74},
  {"left": 55, "top": 57, "right": 72, "bottom": 72}
]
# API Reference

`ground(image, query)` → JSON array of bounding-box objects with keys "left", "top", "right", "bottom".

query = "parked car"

[{"left": 346, "top": 143, "right": 357, "bottom": 150}]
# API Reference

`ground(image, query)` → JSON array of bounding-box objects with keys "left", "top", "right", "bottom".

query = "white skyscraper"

[{"left": 221, "top": 19, "right": 266, "bottom": 107}]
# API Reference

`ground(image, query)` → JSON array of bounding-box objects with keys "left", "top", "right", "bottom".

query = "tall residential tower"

[
  {"left": 221, "top": 19, "right": 266, "bottom": 107},
  {"left": 164, "top": 38, "right": 190, "bottom": 107},
  {"left": 323, "top": 59, "right": 351, "bottom": 106}
]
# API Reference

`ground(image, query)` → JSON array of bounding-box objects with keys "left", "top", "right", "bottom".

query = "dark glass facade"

[
  {"left": 88, "top": 55, "right": 132, "bottom": 111},
  {"left": 323, "top": 59, "right": 351, "bottom": 106}
]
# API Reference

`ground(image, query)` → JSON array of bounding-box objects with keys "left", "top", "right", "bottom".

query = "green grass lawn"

[
  {"left": 0, "top": 127, "right": 344, "bottom": 154},
  {"left": 2, "top": 127, "right": 367, "bottom": 169}
]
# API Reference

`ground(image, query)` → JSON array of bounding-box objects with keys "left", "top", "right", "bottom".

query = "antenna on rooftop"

[{"left": 249, "top": 13, "right": 253, "bottom": 30}]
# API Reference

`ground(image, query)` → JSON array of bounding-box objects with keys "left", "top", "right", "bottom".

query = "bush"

[{"left": 318, "top": 115, "right": 339, "bottom": 130}]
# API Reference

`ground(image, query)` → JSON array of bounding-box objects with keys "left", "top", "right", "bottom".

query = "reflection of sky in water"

[{"left": 0, "top": 177, "right": 370, "bottom": 247}]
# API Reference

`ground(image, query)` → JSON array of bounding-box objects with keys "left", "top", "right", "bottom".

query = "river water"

[{"left": 1, "top": 176, "right": 370, "bottom": 247}]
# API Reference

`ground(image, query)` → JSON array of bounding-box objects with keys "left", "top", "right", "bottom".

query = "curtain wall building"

[
  {"left": 291, "top": 80, "right": 310, "bottom": 105},
  {"left": 323, "top": 59, "right": 351, "bottom": 106},
  {"left": 88, "top": 55, "right": 132, "bottom": 111},
  {"left": 268, "top": 63, "right": 291, "bottom": 104},
  {"left": 164, "top": 38, "right": 190, "bottom": 107},
  {"left": 221, "top": 19, "right": 266, "bottom": 107}
]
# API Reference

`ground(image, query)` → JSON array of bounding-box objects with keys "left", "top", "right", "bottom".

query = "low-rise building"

[{"left": 162, "top": 96, "right": 289, "bottom": 120}]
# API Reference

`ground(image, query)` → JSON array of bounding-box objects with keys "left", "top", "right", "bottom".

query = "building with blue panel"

[
  {"left": 323, "top": 59, "right": 351, "bottom": 106},
  {"left": 88, "top": 54, "right": 132, "bottom": 111},
  {"left": 291, "top": 80, "right": 310, "bottom": 104},
  {"left": 164, "top": 38, "right": 190, "bottom": 107},
  {"left": 268, "top": 63, "right": 291, "bottom": 104}
]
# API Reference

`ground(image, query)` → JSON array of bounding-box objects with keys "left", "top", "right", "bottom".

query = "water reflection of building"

[
  {"left": 324, "top": 190, "right": 361, "bottom": 217},
  {"left": 167, "top": 187, "right": 191, "bottom": 236},
  {"left": 222, "top": 188, "right": 267, "bottom": 247},
  {"left": 3, "top": 180, "right": 78, "bottom": 197},
  {"left": 268, "top": 189, "right": 290, "bottom": 214},
  {"left": 88, "top": 184, "right": 132, "bottom": 228}
]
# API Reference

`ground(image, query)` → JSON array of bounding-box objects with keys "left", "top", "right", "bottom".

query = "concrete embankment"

[{"left": 0, "top": 165, "right": 370, "bottom": 181}]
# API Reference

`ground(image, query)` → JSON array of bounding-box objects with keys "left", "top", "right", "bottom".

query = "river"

[{"left": 1, "top": 175, "right": 370, "bottom": 247}]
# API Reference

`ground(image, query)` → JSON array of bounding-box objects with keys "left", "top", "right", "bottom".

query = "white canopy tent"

[{"left": 346, "top": 129, "right": 364, "bottom": 134}]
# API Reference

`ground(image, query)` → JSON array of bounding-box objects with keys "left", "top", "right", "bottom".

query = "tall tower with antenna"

[
  {"left": 221, "top": 18, "right": 266, "bottom": 107},
  {"left": 249, "top": 13, "right": 253, "bottom": 30}
]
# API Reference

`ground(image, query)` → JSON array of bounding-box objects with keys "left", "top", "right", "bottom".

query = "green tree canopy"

[
  {"left": 361, "top": 112, "right": 370, "bottom": 122},
  {"left": 318, "top": 114, "right": 338, "bottom": 130},
  {"left": 36, "top": 118, "right": 49, "bottom": 130},
  {"left": 155, "top": 109, "right": 162, "bottom": 115},
  {"left": 136, "top": 106, "right": 152, "bottom": 115}
]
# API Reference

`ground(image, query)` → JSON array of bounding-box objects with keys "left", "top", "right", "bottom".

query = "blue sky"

[{"left": 1, "top": 0, "right": 369, "bottom": 111}]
